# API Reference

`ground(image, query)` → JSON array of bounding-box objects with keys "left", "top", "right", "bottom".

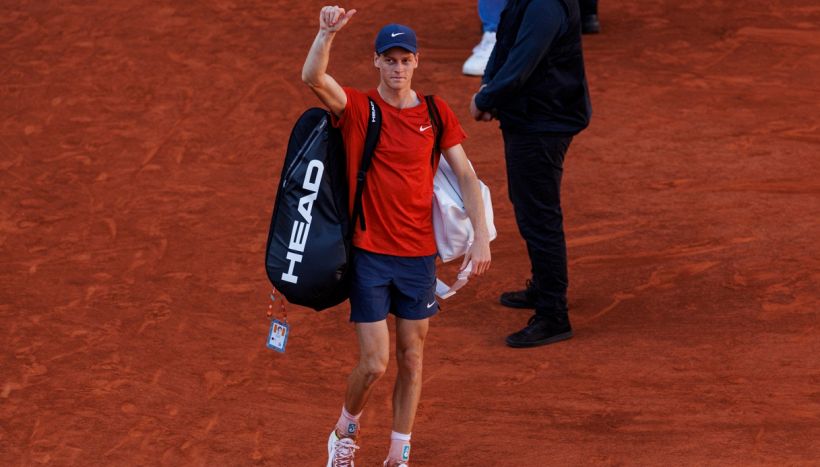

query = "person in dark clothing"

[
  {"left": 579, "top": 0, "right": 600, "bottom": 34},
  {"left": 470, "top": 0, "right": 591, "bottom": 348}
]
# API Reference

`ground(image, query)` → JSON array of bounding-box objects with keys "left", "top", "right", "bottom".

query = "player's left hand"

[{"left": 461, "top": 238, "right": 491, "bottom": 278}]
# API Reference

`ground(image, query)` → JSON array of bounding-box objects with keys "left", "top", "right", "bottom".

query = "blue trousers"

[{"left": 478, "top": 0, "right": 506, "bottom": 32}]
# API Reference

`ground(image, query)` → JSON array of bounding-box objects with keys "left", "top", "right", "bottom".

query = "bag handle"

[
  {"left": 425, "top": 95, "right": 443, "bottom": 167},
  {"left": 435, "top": 260, "right": 473, "bottom": 299},
  {"left": 350, "top": 98, "right": 382, "bottom": 235}
]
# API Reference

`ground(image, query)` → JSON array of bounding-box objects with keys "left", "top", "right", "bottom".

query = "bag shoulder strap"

[
  {"left": 350, "top": 98, "right": 382, "bottom": 234},
  {"left": 425, "top": 95, "right": 444, "bottom": 167}
]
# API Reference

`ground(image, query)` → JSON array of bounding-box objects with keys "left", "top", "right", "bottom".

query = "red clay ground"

[{"left": 2, "top": 0, "right": 819, "bottom": 465}]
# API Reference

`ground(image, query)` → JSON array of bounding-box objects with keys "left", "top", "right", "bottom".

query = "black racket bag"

[{"left": 265, "top": 102, "right": 380, "bottom": 311}]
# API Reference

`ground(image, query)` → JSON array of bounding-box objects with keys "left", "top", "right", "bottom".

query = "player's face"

[{"left": 374, "top": 48, "right": 418, "bottom": 91}]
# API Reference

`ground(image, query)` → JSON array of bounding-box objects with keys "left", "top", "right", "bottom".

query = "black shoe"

[
  {"left": 505, "top": 315, "right": 573, "bottom": 348},
  {"left": 582, "top": 14, "right": 600, "bottom": 34},
  {"left": 499, "top": 280, "right": 537, "bottom": 309}
]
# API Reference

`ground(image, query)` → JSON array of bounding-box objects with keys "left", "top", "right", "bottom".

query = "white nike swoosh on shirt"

[
  {"left": 419, "top": 125, "right": 432, "bottom": 132},
  {"left": 391, "top": 32, "right": 405, "bottom": 37},
  {"left": 427, "top": 301, "right": 436, "bottom": 308}
]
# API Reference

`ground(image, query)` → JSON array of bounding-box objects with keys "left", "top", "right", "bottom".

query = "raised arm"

[
  {"left": 441, "top": 144, "right": 492, "bottom": 277},
  {"left": 301, "top": 6, "right": 357, "bottom": 117}
]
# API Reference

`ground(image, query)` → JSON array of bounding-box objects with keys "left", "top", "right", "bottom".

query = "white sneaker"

[
  {"left": 462, "top": 31, "right": 496, "bottom": 76},
  {"left": 383, "top": 460, "right": 408, "bottom": 467},
  {"left": 327, "top": 430, "right": 359, "bottom": 467}
]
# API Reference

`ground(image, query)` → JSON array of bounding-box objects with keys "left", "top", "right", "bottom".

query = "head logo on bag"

[
  {"left": 369, "top": 99, "right": 377, "bottom": 123},
  {"left": 281, "top": 159, "right": 324, "bottom": 284}
]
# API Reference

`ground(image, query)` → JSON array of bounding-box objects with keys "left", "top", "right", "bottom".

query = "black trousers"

[
  {"left": 503, "top": 131, "right": 573, "bottom": 319},
  {"left": 579, "top": 0, "right": 598, "bottom": 16}
]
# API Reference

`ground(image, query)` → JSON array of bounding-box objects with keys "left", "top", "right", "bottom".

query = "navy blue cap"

[{"left": 374, "top": 24, "right": 417, "bottom": 54}]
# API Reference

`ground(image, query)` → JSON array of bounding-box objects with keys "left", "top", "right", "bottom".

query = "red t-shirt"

[{"left": 332, "top": 88, "right": 467, "bottom": 256}]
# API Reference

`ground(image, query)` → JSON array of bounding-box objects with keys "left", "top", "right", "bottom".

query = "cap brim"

[{"left": 376, "top": 42, "right": 417, "bottom": 54}]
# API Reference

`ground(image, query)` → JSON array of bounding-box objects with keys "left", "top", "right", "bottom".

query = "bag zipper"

[{"left": 282, "top": 117, "right": 327, "bottom": 188}]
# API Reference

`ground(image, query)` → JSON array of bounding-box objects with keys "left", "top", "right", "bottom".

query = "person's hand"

[
  {"left": 319, "top": 5, "right": 357, "bottom": 33},
  {"left": 461, "top": 239, "right": 491, "bottom": 278},
  {"left": 470, "top": 94, "right": 493, "bottom": 122}
]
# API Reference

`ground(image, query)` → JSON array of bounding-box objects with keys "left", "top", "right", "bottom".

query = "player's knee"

[{"left": 360, "top": 357, "right": 388, "bottom": 383}]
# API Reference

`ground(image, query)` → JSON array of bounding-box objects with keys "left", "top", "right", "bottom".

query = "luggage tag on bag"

[
  {"left": 266, "top": 319, "right": 289, "bottom": 353},
  {"left": 266, "top": 289, "right": 289, "bottom": 353}
]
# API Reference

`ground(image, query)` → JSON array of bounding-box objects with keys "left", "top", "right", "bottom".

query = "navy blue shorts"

[{"left": 349, "top": 248, "right": 439, "bottom": 323}]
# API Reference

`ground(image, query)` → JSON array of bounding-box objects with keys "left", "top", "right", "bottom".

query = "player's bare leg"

[
  {"left": 385, "top": 317, "right": 429, "bottom": 465},
  {"left": 345, "top": 320, "right": 390, "bottom": 416},
  {"left": 327, "top": 321, "right": 389, "bottom": 466}
]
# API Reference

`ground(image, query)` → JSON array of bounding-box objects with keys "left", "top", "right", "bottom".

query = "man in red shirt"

[{"left": 302, "top": 6, "right": 492, "bottom": 467}]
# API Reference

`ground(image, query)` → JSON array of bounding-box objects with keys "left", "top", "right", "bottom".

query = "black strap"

[
  {"left": 425, "top": 95, "right": 443, "bottom": 167},
  {"left": 350, "top": 98, "right": 382, "bottom": 235}
]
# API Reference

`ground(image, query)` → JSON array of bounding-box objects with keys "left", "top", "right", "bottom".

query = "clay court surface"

[{"left": 2, "top": 0, "right": 820, "bottom": 465}]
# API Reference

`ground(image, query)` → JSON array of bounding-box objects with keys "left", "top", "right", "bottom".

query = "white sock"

[
  {"left": 335, "top": 406, "right": 361, "bottom": 438},
  {"left": 387, "top": 431, "right": 411, "bottom": 463}
]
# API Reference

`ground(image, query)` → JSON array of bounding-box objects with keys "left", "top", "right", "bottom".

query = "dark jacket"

[{"left": 475, "top": 0, "right": 592, "bottom": 135}]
